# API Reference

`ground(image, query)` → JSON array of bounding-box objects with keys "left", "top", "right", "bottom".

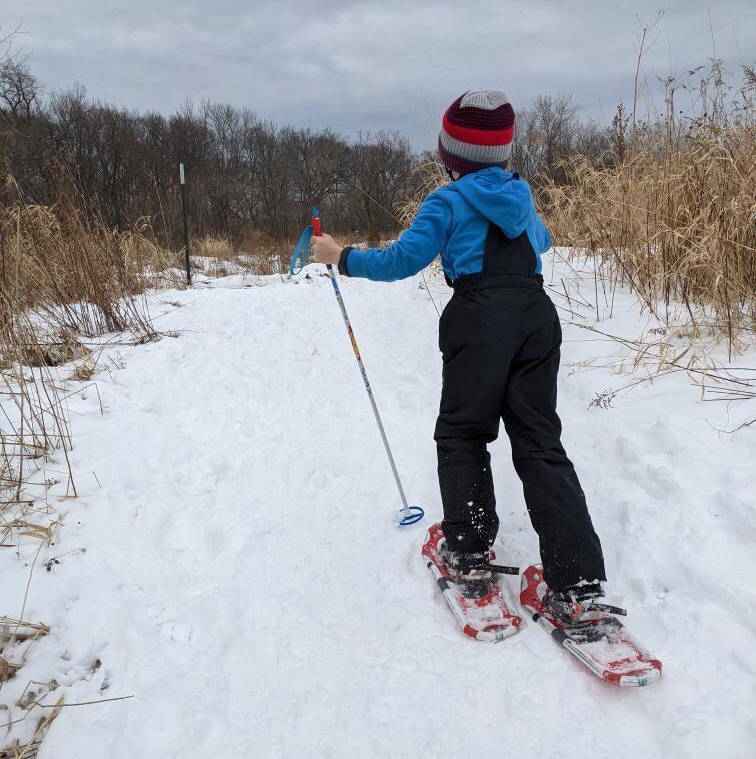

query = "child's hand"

[{"left": 311, "top": 233, "right": 342, "bottom": 265}]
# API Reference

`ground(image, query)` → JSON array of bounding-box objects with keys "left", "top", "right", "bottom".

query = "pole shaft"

[
  {"left": 179, "top": 163, "right": 191, "bottom": 285},
  {"left": 325, "top": 264, "right": 411, "bottom": 516}
]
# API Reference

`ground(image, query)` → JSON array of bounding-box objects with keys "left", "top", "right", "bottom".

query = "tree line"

[{"left": 1, "top": 53, "right": 623, "bottom": 248}]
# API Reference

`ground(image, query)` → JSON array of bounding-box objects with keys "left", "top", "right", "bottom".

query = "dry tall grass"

[
  {"left": 541, "top": 65, "right": 755, "bottom": 355},
  {"left": 189, "top": 232, "right": 294, "bottom": 278},
  {"left": 0, "top": 174, "right": 185, "bottom": 526},
  {"left": 0, "top": 311, "right": 69, "bottom": 753},
  {"left": 0, "top": 185, "right": 183, "bottom": 353},
  {"left": 397, "top": 160, "right": 449, "bottom": 230}
]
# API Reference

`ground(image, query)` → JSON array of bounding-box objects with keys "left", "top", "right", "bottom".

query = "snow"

[{"left": 2, "top": 252, "right": 754, "bottom": 758}]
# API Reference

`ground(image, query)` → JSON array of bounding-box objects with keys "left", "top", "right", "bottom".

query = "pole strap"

[{"left": 289, "top": 224, "right": 313, "bottom": 275}]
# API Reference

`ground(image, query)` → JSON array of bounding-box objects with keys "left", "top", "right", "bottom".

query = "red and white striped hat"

[{"left": 438, "top": 90, "right": 515, "bottom": 175}]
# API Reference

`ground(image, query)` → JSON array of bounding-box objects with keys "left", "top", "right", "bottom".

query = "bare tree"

[
  {"left": 0, "top": 55, "right": 41, "bottom": 120},
  {"left": 347, "top": 131, "right": 414, "bottom": 239}
]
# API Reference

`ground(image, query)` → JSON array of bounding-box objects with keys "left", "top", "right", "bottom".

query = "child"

[{"left": 312, "top": 90, "right": 608, "bottom": 623}]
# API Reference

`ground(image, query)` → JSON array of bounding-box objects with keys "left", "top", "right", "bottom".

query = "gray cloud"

[{"left": 4, "top": 0, "right": 754, "bottom": 148}]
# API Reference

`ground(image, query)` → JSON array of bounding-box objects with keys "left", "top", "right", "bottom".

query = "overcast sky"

[{"left": 4, "top": 1, "right": 754, "bottom": 149}]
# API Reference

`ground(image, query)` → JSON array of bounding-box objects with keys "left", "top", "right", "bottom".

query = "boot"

[
  {"left": 542, "top": 581, "right": 626, "bottom": 626},
  {"left": 439, "top": 540, "right": 494, "bottom": 599}
]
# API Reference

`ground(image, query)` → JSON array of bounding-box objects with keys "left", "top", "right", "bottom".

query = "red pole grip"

[{"left": 311, "top": 216, "right": 322, "bottom": 237}]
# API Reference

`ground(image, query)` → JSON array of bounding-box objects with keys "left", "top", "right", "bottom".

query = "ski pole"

[{"left": 311, "top": 208, "right": 423, "bottom": 527}]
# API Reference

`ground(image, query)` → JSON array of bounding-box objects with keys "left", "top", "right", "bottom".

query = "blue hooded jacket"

[{"left": 343, "top": 167, "right": 552, "bottom": 282}]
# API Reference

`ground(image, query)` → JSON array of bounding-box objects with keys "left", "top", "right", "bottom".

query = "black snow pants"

[{"left": 435, "top": 224, "right": 606, "bottom": 591}]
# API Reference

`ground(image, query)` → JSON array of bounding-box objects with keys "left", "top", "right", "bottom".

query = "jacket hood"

[{"left": 450, "top": 167, "right": 532, "bottom": 239}]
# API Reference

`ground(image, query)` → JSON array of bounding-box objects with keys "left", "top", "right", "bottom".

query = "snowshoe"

[
  {"left": 422, "top": 522, "right": 521, "bottom": 642},
  {"left": 520, "top": 564, "right": 662, "bottom": 686}
]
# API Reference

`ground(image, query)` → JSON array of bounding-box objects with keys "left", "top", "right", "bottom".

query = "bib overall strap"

[{"left": 449, "top": 224, "right": 543, "bottom": 292}]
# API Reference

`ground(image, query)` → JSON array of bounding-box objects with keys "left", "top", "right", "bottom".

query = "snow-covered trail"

[{"left": 7, "top": 258, "right": 754, "bottom": 758}]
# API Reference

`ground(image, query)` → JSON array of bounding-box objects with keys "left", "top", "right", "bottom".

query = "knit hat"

[{"left": 438, "top": 90, "right": 515, "bottom": 175}]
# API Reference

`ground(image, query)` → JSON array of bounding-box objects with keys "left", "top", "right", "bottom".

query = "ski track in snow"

[{"left": 2, "top": 255, "right": 755, "bottom": 758}]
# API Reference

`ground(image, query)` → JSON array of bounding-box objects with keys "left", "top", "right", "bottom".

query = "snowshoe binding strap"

[
  {"left": 454, "top": 561, "right": 518, "bottom": 600},
  {"left": 541, "top": 579, "right": 629, "bottom": 624},
  {"left": 545, "top": 588, "right": 627, "bottom": 624},
  {"left": 469, "top": 561, "right": 519, "bottom": 576},
  {"left": 578, "top": 601, "right": 627, "bottom": 617}
]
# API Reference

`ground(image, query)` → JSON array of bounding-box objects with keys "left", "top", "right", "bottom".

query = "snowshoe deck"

[
  {"left": 520, "top": 564, "right": 662, "bottom": 686},
  {"left": 422, "top": 523, "right": 521, "bottom": 642}
]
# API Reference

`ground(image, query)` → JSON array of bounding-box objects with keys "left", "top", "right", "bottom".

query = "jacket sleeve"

[{"left": 341, "top": 193, "right": 451, "bottom": 282}]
